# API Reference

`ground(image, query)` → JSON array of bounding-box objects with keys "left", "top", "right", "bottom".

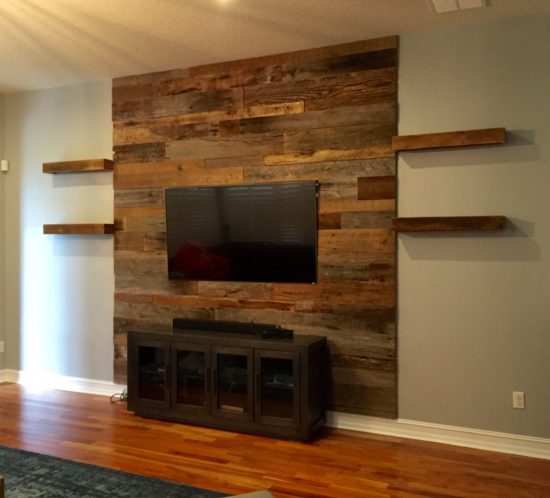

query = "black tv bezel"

[{"left": 164, "top": 180, "right": 319, "bottom": 284}]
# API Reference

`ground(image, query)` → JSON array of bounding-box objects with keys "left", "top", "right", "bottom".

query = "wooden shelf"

[
  {"left": 43, "top": 159, "right": 113, "bottom": 174},
  {"left": 43, "top": 224, "right": 115, "bottom": 235},
  {"left": 392, "top": 128, "right": 506, "bottom": 151},
  {"left": 392, "top": 216, "right": 507, "bottom": 233}
]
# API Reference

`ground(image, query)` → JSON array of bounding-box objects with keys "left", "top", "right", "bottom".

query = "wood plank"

[
  {"left": 319, "top": 212, "right": 341, "bottom": 229},
  {"left": 341, "top": 211, "right": 394, "bottom": 229},
  {"left": 244, "top": 157, "right": 395, "bottom": 184},
  {"left": 113, "top": 143, "right": 166, "bottom": 164},
  {"left": 115, "top": 292, "right": 294, "bottom": 312},
  {"left": 114, "top": 188, "right": 165, "bottom": 208},
  {"left": 115, "top": 300, "right": 212, "bottom": 323},
  {"left": 331, "top": 384, "right": 397, "bottom": 418},
  {"left": 281, "top": 48, "right": 397, "bottom": 82},
  {"left": 114, "top": 102, "right": 304, "bottom": 146},
  {"left": 114, "top": 160, "right": 243, "bottom": 190},
  {"left": 112, "top": 87, "right": 242, "bottom": 122},
  {"left": 43, "top": 224, "right": 114, "bottom": 235},
  {"left": 197, "top": 282, "right": 274, "bottom": 300},
  {"left": 114, "top": 252, "right": 167, "bottom": 276},
  {"left": 392, "top": 216, "right": 507, "bottom": 232},
  {"left": 357, "top": 175, "right": 396, "bottom": 200},
  {"left": 219, "top": 103, "right": 396, "bottom": 137},
  {"left": 283, "top": 123, "right": 395, "bottom": 155},
  {"left": 165, "top": 132, "right": 284, "bottom": 161},
  {"left": 272, "top": 282, "right": 395, "bottom": 309},
  {"left": 318, "top": 229, "right": 395, "bottom": 264},
  {"left": 43, "top": 159, "right": 113, "bottom": 174},
  {"left": 391, "top": 127, "right": 506, "bottom": 151},
  {"left": 318, "top": 262, "right": 396, "bottom": 283},
  {"left": 115, "top": 274, "right": 199, "bottom": 294},
  {"left": 264, "top": 145, "right": 394, "bottom": 166},
  {"left": 244, "top": 68, "right": 396, "bottom": 110},
  {"left": 319, "top": 199, "right": 395, "bottom": 214}
]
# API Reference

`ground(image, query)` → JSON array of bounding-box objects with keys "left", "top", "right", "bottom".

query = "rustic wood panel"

[
  {"left": 166, "top": 132, "right": 283, "bottom": 161},
  {"left": 392, "top": 127, "right": 506, "bottom": 151},
  {"left": 264, "top": 144, "right": 394, "bottom": 165},
  {"left": 392, "top": 216, "right": 507, "bottom": 232},
  {"left": 341, "top": 211, "right": 395, "bottom": 229},
  {"left": 318, "top": 229, "right": 395, "bottom": 264},
  {"left": 113, "top": 142, "right": 166, "bottom": 164},
  {"left": 219, "top": 102, "right": 395, "bottom": 137},
  {"left": 283, "top": 123, "right": 396, "bottom": 155},
  {"left": 113, "top": 35, "right": 398, "bottom": 418},
  {"left": 281, "top": 48, "right": 398, "bottom": 82},
  {"left": 113, "top": 87, "right": 243, "bottom": 122},
  {"left": 114, "top": 160, "right": 243, "bottom": 189},
  {"left": 116, "top": 292, "right": 295, "bottom": 312},
  {"left": 357, "top": 175, "right": 396, "bottom": 200},
  {"left": 114, "top": 102, "right": 304, "bottom": 146},
  {"left": 244, "top": 68, "right": 397, "bottom": 111},
  {"left": 243, "top": 157, "right": 395, "bottom": 185}
]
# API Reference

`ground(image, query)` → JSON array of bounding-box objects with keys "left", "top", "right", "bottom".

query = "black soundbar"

[{"left": 172, "top": 318, "right": 293, "bottom": 339}]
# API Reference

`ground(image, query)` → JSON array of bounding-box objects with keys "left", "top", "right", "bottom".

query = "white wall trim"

[
  {"left": 2, "top": 371, "right": 548, "bottom": 460},
  {"left": 0, "top": 369, "right": 18, "bottom": 383},
  {"left": 327, "top": 411, "right": 550, "bottom": 460},
  {"left": 0, "top": 369, "right": 125, "bottom": 396}
]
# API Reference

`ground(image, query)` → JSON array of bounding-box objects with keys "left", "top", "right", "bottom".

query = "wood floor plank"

[{"left": 0, "top": 384, "right": 548, "bottom": 497}]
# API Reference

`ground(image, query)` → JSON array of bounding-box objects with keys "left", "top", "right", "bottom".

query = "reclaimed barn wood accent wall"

[{"left": 112, "top": 36, "right": 398, "bottom": 417}]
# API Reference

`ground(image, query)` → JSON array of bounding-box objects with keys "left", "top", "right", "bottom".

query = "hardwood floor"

[{"left": 0, "top": 383, "right": 549, "bottom": 497}]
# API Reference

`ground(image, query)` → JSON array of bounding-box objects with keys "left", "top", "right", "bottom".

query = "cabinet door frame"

[
  {"left": 211, "top": 345, "right": 254, "bottom": 422},
  {"left": 127, "top": 336, "right": 171, "bottom": 412},
  {"left": 254, "top": 349, "right": 301, "bottom": 428},
  {"left": 171, "top": 341, "right": 212, "bottom": 416}
]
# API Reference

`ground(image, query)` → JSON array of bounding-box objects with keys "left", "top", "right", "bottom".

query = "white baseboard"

[
  {"left": 0, "top": 369, "right": 126, "bottom": 396},
  {"left": 327, "top": 411, "right": 550, "bottom": 460},
  {"left": 1, "top": 369, "right": 548, "bottom": 460}
]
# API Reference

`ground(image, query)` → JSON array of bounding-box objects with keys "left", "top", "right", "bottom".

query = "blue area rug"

[{"left": 0, "top": 445, "right": 225, "bottom": 497}]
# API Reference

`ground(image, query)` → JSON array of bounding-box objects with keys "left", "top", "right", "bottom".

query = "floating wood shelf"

[
  {"left": 391, "top": 128, "right": 506, "bottom": 151},
  {"left": 43, "top": 159, "right": 113, "bottom": 174},
  {"left": 392, "top": 216, "right": 507, "bottom": 233},
  {"left": 43, "top": 224, "right": 115, "bottom": 235}
]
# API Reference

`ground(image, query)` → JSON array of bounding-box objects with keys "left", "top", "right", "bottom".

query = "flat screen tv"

[{"left": 165, "top": 181, "right": 318, "bottom": 283}]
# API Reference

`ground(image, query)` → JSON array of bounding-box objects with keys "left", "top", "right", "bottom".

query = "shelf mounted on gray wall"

[
  {"left": 392, "top": 127, "right": 507, "bottom": 233},
  {"left": 392, "top": 216, "right": 507, "bottom": 233}
]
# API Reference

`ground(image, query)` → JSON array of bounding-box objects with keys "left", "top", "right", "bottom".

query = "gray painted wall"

[
  {"left": 398, "top": 15, "right": 550, "bottom": 438},
  {"left": 3, "top": 82, "right": 114, "bottom": 382}
]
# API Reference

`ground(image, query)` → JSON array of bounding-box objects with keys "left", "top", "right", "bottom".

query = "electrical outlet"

[
  {"left": 513, "top": 391, "right": 525, "bottom": 409},
  {"left": 0, "top": 341, "right": 4, "bottom": 353}
]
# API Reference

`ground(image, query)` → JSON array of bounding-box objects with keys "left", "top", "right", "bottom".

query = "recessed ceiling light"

[{"left": 430, "top": 0, "right": 485, "bottom": 14}]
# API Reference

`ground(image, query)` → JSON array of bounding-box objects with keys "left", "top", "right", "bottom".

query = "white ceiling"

[{"left": 1, "top": 0, "right": 549, "bottom": 93}]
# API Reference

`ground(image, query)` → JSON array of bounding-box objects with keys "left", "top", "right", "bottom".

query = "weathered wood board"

[{"left": 113, "top": 36, "right": 398, "bottom": 417}]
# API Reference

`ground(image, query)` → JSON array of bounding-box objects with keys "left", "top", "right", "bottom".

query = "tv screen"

[{"left": 165, "top": 181, "right": 318, "bottom": 283}]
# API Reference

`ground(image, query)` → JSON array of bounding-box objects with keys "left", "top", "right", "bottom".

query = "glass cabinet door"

[
  {"left": 212, "top": 346, "right": 253, "bottom": 420},
  {"left": 132, "top": 339, "right": 170, "bottom": 410},
  {"left": 172, "top": 343, "right": 211, "bottom": 415},
  {"left": 255, "top": 350, "right": 300, "bottom": 428}
]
